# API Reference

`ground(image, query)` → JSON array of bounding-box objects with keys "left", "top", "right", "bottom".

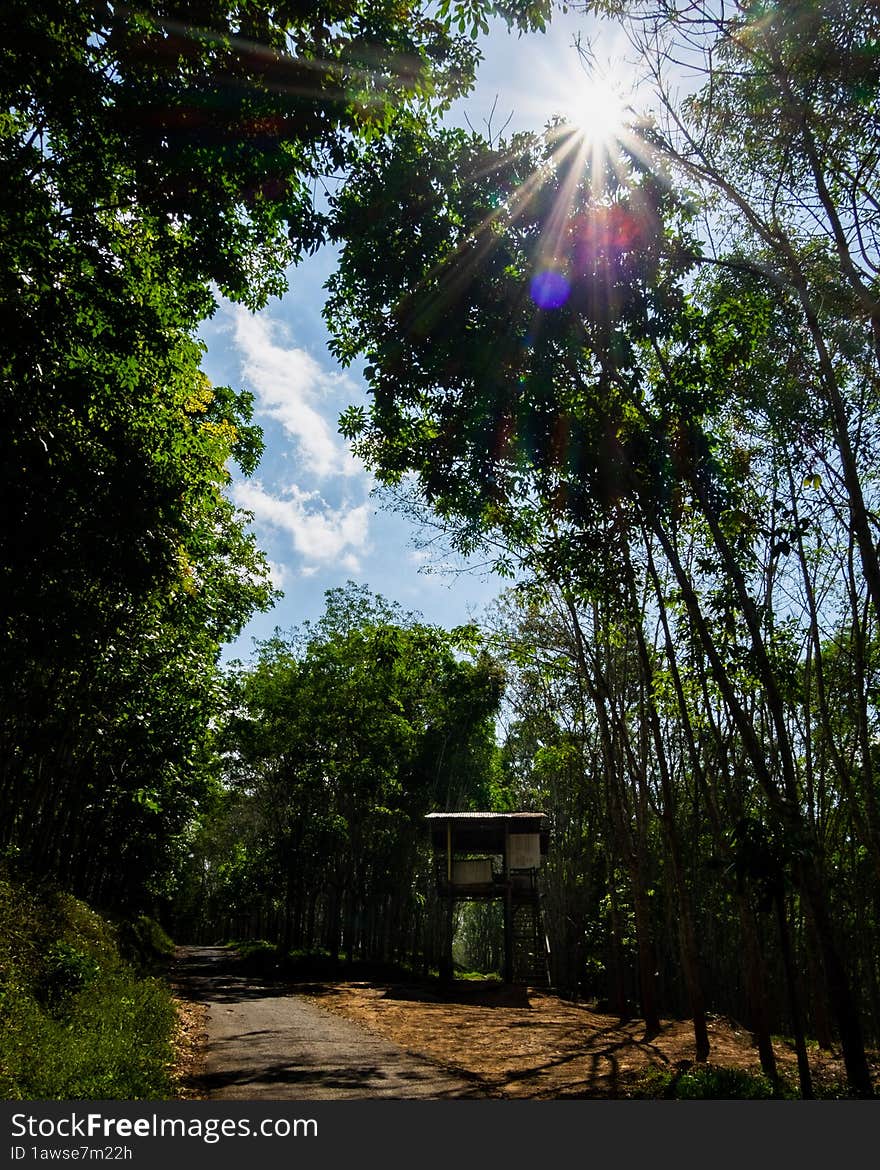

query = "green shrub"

[
  {"left": 1, "top": 971, "right": 176, "bottom": 1100},
  {"left": 453, "top": 966, "right": 502, "bottom": 982},
  {"left": 229, "top": 939, "right": 280, "bottom": 976},
  {"left": 634, "top": 1062, "right": 797, "bottom": 1100},
  {"left": 0, "top": 871, "right": 178, "bottom": 1099},
  {"left": 40, "top": 941, "right": 101, "bottom": 1007},
  {"left": 117, "top": 915, "right": 176, "bottom": 973}
]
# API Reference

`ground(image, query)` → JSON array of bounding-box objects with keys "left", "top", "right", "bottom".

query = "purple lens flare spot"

[{"left": 529, "top": 270, "right": 571, "bottom": 310}]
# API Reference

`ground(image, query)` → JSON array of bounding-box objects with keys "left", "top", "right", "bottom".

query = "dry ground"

[
  {"left": 171, "top": 996, "right": 209, "bottom": 1099},
  {"left": 297, "top": 980, "right": 861, "bottom": 1098},
  {"left": 171, "top": 974, "right": 875, "bottom": 1099}
]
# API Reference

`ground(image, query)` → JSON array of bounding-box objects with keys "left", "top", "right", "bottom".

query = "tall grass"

[
  {"left": 0, "top": 869, "right": 178, "bottom": 1099},
  {"left": 634, "top": 1063, "right": 799, "bottom": 1100}
]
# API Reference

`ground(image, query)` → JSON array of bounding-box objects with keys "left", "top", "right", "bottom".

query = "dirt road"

[{"left": 171, "top": 947, "right": 487, "bottom": 1100}]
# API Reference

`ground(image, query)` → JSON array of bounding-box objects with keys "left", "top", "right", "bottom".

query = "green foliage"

[
  {"left": 325, "top": 122, "right": 700, "bottom": 595},
  {"left": 453, "top": 901, "right": 503, "bottom": 974},
  {"left": 231, "top": 582, "right": 505, "bottom": 820},
  {"left": 0, "top": 3, "right": 285, "bottom": 907},
  {"left": 117, "top": 916, "right": 177, "bottom": 974},
  {"left": 0, "top": 0, "right": 551, "bottom": 914},
  {"left": 437, "top": 0, "right": 552, "bottom": 37},
  {"left": 0, "top": 871, "right": 177, "bottom": 1099},
  {"left": 452, "top": 966, "right": 502, "bottom": 981},
  {"left": 634, "top": 1063, "right": 796, "bottom": 1100},
  {"left": 227, "top": 940, "right": 283, "bottom": 977},
  {"left": 178, "top": 583, "right": 505, "bottom": 956},
  {"left": 1, "top": 973, "right": 176, "bottom": 1101},
  {"left": 40, "top": 942, "right": 101, "bottom": 1008}
]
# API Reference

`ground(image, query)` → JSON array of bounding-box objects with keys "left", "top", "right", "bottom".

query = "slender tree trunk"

[
  {"left": 649, "top": 510, "right": 874, "bottom": 1096},
  {"left": 620, "top": 534, "right": 710, "bottom": 1060},
  {"left": 632, "top": 877, "right": 661, "bottom": 1039},
  {"left": 562, "top": 593, "right": 663, "bottom": 1032},
  {"left": 606, "top": 859, "right": 629, "bottom": 1016},
  {"left": 803, "top": 907, "right": 834, "bottom": 1053},
  {"left": 667, "top": 839, "right": 710, "bottom": 1060},
  {"left": 775, "top": 889, "right": 813, "bottom": 1098},
  {"left": 736, "top": 897, "right": 779, "bottom": 1081}
]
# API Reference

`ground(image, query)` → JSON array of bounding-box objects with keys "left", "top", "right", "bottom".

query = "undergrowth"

[
  {"left": 0, "top": 869, "right": 178, "bottom": 1099},
  {"left": 227, "top": 940, "right": 420, "bottom": 983},
  {"left": 633, "top": 1063, "right": 799, "bottom": 1100}
]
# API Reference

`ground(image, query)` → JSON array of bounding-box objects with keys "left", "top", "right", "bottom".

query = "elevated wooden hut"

[{"left": 425, "top": 811, "right": 550, "bottom": 985}]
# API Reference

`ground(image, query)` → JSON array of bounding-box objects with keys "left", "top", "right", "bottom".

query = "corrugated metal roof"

[{"left": 425, "top": 811, "right": 545, "bottom": 820}]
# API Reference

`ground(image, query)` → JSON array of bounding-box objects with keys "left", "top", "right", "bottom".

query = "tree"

[
  {"left": 186, "top": 583, "right": 506, "bottom": 963},
  {"left": 0, "top": 0, "right": 550, "bottom": 906},
  {"left": 322, "top": 90, "right": 878, "bottom": 1089},
  {"left": 603, "top": 0, "right": 880, "bottom": 620}
]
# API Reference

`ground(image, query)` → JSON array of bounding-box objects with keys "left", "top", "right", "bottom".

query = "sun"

[{"left": 566, "top": 74, "right": 629, "bottom": 145}]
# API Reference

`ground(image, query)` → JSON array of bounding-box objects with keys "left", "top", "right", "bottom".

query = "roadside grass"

[
  {"left": 0, "top": 868, "right": 178, "bottom": 1099},
  {"left": 632, "top": 1062, "right": 796, "bottom": 1099},
  {"left": 452, "top": 967, "right": 502, "bottom": 982},
  {"left": 227, "top": 941, "right": 509, "bottom": 987},
  {"left": 628, "top": 1060, "right": 868, "bottom": 1100},
  {"left": 223, "top": 938, "right": 509, "bottom": 988},
  {"left": 226, "top": 940, "right": 423, "bottom": 983}
]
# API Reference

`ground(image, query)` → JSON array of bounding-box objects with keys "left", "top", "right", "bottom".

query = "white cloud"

[
  {"left": 231, "top": 308, "right": 361, "bottom": 480},
  {"left": 266, "top": 560, "right": 289, "bottom": 589},
  {"left": 233, "top": 480, "right": 371, "bottom": 574}
]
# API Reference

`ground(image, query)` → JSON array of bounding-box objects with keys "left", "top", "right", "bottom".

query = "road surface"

[{"left": 171, "top": 946, "right": 487, "bottom": 1100}]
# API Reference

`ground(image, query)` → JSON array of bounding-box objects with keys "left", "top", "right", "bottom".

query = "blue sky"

[{"left": 206, "top": 7, "right": 631, "bottom": 660}]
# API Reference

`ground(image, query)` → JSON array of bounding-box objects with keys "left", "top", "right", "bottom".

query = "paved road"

[{"left": 172, "top": 946, "right": 486, "bottom": 1100}]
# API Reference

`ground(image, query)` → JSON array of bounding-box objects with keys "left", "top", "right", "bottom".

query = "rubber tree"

[{"left": 323, "top": 111, "right": 876, "bottom": 1091}]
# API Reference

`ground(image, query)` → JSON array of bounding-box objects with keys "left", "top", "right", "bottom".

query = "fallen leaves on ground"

[
  {"left": 170, "top": 997, "right": 209, "bottom": 1099},
  {"left": 298, "top": 980, "right": 861, "bottom": 1098}
]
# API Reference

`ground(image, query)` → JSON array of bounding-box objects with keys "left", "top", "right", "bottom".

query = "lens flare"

[{"left": 529, "top": 269, "right": 571, "bottom": 310}]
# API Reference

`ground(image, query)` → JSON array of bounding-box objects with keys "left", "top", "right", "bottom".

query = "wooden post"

[
  {"left": 440, "top": 822, "right": 454, "bottom": 982},
  {"left": 503, "top": 821, "right": 513, "bottom": 984}
]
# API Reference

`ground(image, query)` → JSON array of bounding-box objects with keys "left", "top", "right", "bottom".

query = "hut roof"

[{"left": 425, "top": 811, "right": 548, "bottom": 854}]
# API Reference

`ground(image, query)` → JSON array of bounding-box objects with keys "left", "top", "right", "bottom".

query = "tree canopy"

[
  {"left": 0, "top": 0, "right": 550, "bottom": 908},
  {"left": 175, "top": 583, "right": 506, "bottom": 961},
  {"left": 321, "top": 1, "right": 880, "bottom": 1095},
  {"left": 4, "top": 0, "right": 880, "bottom": 1099}
]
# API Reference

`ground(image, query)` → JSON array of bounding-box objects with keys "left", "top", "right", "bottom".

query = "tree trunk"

[
  {"left": 632, "top": 880, "right": 661, "bottom": 1039},
  {"left": 775, "top": 889, "right": 813, "bottom": 1098},
  {"left": 606, "top": 860, "right": 629, "bottom": 1016},
  {"left": 736, "top": 897, "right": 779, "bottom": 1081},
  {"left": 650, "top": 513, "right": 874, "bottom": 1096}
]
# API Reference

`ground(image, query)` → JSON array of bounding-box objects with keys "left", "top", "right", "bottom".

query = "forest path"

[{"left": 170, "top": 946, "right": 487, "bottom": 1100}]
